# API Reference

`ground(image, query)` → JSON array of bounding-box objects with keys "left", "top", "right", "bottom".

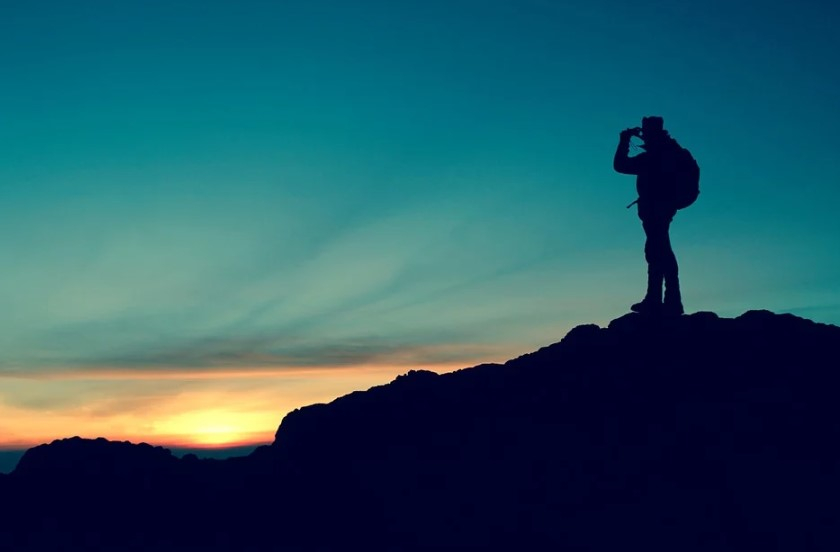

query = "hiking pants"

[{"left": 641, "top": 211, "right": 679, "bottom": 300}]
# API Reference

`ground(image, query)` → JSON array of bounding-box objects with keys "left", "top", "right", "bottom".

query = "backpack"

[{"left": 672, "top": 147, "right": 700, "bottom": 210}]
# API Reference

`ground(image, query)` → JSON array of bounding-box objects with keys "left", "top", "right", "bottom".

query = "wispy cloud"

[{"left": 1, "top": 188, "right": 593, "bottom": 378}]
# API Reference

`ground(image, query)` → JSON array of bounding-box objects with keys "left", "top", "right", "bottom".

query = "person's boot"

[
  {"left": 663, "top": 280, "right": 684, "bottom": 316},
  {"left": 631, "top": 270, "right": 662, "bottom": 315},
  {"left": 631, "top": 298, "right": 661, "bottom": 314}
]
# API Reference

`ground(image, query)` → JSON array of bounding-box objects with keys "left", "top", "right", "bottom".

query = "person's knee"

[{"left": 646, "top": 237, "right": 666, "bottom": 253}]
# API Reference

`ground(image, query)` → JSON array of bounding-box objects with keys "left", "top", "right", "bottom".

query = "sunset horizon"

[{"left": 1, "top": 358, "right": 487, "bottom": 450}]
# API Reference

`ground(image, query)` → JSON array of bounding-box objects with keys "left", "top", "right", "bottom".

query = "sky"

[{"left": 1, "top": 0, "right": 839, "bottom": 452}]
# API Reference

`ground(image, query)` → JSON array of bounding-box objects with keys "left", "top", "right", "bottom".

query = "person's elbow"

[{"left": 613, "top": 159, "right": 632, "bottom": 174}]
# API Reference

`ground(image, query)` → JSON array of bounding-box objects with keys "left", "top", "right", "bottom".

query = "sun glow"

[
  {"left": 191, "top": 425, "right": 243, "bottom": 446},
  {"left": 0, "top": 362, "right": 478, "bottom": 450},
  {"left": 153, "top": 409, "right": 270, "bottom": 447}
]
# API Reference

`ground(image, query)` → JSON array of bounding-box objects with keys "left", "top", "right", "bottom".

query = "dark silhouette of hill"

[{"left": 1, "top": 310, "right": 839, "bottom": 551}]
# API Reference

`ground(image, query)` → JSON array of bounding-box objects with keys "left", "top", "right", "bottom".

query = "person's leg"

[
  {"left": 631, "top": 218, "right": 665, "bottom": 313},
  {"left": 645, "top": 219, "right": 666, "bottom": 302},
  {"left": 649, "top": 209, "right": 683, "bottom": 315},
  {"left": 661, "top": 223, "right": 683, "bottom": 315},
  {"left": 634, "top": 212, "right": 682, "bottom": 315}
]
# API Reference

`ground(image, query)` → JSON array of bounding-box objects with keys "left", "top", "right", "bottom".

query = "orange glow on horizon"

[
  {"left": 152, "top": 409, "right": 275, "bottom": 447},
  {"left": 0, "top": 360, "right": 486, "bottom": 450}
]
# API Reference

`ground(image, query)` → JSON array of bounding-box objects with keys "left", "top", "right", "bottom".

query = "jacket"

[{"left": 614, "top": 135, "right": 682, "bottom": 220}]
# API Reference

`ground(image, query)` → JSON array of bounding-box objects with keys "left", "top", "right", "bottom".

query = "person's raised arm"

[{"left": 614, "top": 128, "right": 643, "bottom": 174}]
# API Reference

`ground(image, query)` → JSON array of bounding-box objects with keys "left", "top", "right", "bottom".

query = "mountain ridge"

[{"left": 2, "top": 309, "right": 839, "bottom": 551}]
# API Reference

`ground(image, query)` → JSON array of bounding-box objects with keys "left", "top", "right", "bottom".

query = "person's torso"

[{"left": 635, "top": 147, "right": 679, "bottom": 219}]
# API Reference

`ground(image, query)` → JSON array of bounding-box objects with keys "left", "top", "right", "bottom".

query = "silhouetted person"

[{"left": 614, "top": 116, "right": 684, "bottom": 316}]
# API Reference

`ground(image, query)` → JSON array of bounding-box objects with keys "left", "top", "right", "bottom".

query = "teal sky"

[{"left": 1, "top": 0, "right": 839, "bottom": 446}]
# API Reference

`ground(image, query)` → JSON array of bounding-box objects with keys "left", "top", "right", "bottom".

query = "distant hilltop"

[{"left": 2, "top": 310, "right": 839, "bottom": 551}]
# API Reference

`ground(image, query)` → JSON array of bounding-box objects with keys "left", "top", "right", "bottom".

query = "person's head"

[{"left": 640, "top": 116, "right": 666, "bottom": 144}]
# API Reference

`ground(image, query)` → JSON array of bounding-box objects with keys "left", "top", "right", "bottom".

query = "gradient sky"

[{"left": 2, "top": 0, "right": 839, "bottom": 449}]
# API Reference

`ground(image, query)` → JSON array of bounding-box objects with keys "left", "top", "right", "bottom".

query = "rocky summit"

[{"left": 2, "top": 310, "right": 838, "bottom": 551}]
